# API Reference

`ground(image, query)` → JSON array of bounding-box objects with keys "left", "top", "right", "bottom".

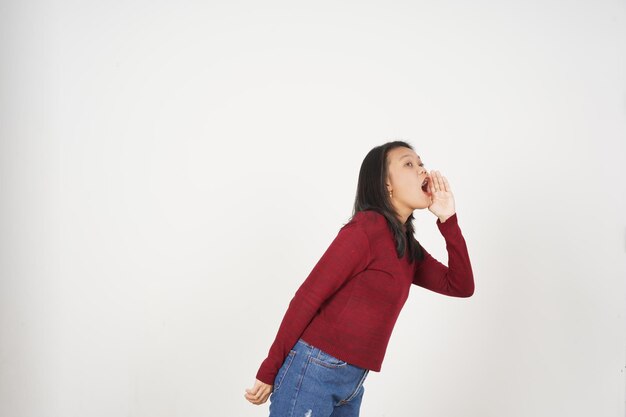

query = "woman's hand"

[
  {"left": 427, "top": 170, "right": 456, "bottom": 222},
  {"left": 244, "top": 379, "right": 273, "bottom": 405}
]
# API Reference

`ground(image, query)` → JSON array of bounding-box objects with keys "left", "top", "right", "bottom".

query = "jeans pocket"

[
  {"left": 310, "top": 348, "right": 348, "bottom": 368},
  {"left": 274, "top": 350, "right": 296, "bottom": 391}
]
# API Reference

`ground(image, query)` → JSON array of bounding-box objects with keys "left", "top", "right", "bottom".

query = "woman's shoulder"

[{"left": 342, "top": 210, "right": 386, "bottom": 231}]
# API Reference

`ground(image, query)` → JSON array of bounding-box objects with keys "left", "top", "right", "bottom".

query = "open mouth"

[{"left": 421, "top": 177, "right": 429, "bottom": 193}]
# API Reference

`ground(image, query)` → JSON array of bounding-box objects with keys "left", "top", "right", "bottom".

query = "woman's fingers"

[
  {"left": 248, "top": 387, "right": 269, "bottom": 404},
  {"left": 260, "top": 388, "right": 270, "bottom": 403},
  {"left": 247, "top": 385, "right": 262, "bottom": 400},
  {"left": 244, "top": 389, "right": 262, "bottom": 404},
  {"left": 429, "top": 171, "right": 450, "bottom": 193},
  {"left": 244, "top": 384, "right": 258, "bottom": 401},
  {"left": 244, "top": 380, "right": 273, "bottom": 405},
  {"left": 442, "top": 175, "right": 451, "bottom": 192},
  {"left": 254, "top": 387, "right": 266, "bottom": 401},
  {"left": 428, "top": 170, "right": 438, "bottom": 192}
]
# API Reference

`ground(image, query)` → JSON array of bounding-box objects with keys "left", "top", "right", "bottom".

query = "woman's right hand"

[
  {"left": 244, "top": 379, "right": 273, "bottom": 405},
  {"left": 426, "top": 170, "right": 456, "bottom": 221}
]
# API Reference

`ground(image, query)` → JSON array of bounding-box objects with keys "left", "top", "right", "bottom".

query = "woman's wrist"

[{"left": 438, "top": 212, "right": 455, "bottom": 223}]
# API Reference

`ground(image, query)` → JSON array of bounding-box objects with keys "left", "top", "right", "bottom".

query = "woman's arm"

[
  {"left": 412, "top": 213, "right": 475, "bottom": 297},
  {"left": 255, "top": 221, "right": 371, "bottom": 386}
]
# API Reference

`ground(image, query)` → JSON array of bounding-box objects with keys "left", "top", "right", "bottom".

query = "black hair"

[{"left": 349, "top": 140, "right": 424, "bottom": 264}]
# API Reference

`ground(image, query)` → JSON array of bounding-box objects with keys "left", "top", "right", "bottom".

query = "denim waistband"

[{"left": 297, "top": 338, "right": 314, "bottom": 348}]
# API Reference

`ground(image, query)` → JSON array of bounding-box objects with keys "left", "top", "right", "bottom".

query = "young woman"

[{"left": 244, "top": 140, "right": 475, "bottom": 416}]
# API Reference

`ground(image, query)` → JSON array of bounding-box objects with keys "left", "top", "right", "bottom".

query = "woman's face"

[{"left": 385, "top": 147, "right": 432, "bottom": 219}]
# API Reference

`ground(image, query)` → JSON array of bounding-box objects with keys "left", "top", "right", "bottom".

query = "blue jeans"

[{"left": 268, "top": 338, "right": 370, "bottom": 417}]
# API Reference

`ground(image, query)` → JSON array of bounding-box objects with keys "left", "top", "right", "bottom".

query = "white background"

[{"left": 1, "top": 1, "right": 625, "bottom": 416}]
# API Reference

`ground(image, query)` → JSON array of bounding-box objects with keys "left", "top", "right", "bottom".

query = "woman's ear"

[{"left": 385, "top": 177, "right": 392, "bottom": 192}]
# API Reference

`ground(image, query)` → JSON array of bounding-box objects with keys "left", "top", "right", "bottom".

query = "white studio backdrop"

[{"left": 1, "top": 1, "right": 625, "bottom": 416}]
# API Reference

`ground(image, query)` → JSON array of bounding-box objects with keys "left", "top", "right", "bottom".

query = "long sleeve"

[
  {"left": 255, "top": 221, "right": 371, "bottom": 386},
  {"left": 412, "top": 212, "right": 475, "bottom": 297}
]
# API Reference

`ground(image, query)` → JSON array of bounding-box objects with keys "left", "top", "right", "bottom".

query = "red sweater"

[{"left": 255, "top": 210, "right": 474, "bottom": 386}]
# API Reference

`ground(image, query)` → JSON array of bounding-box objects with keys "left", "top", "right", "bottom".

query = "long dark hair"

[{"left": 349, "top": 140, "right": 424, "bottom": 264}]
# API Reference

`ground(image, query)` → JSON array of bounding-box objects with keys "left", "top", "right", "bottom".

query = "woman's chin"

[
  {"left": 412, "top": 199, "right": 431, "bottom": 210},
  {"left": 405, "top": 191, "right": 432, "bottom": 210}
]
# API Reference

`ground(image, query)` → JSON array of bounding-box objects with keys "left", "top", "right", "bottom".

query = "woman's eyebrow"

[{"left": 400, "top": 154, "right": 422, "bottom": 162}]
